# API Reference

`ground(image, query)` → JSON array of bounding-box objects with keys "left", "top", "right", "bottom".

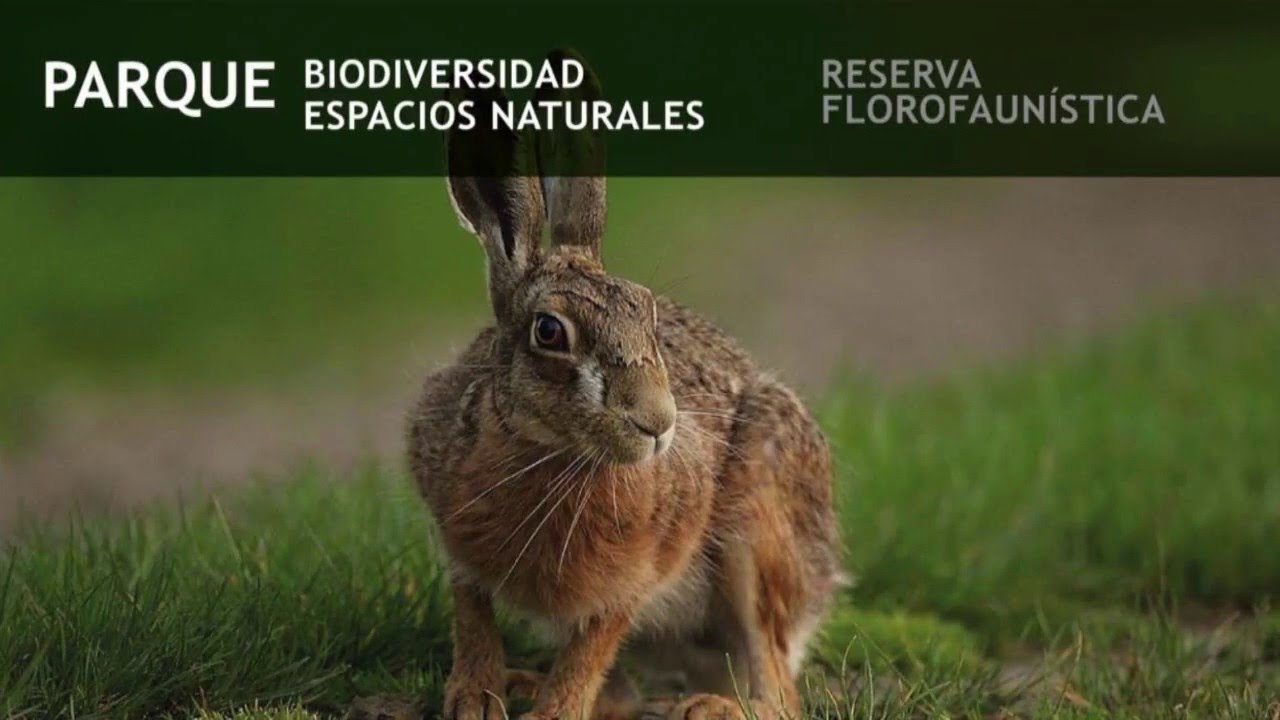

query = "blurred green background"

[
  {"left": 0, "top": 180, "right": 719, "bottom": 450},
  {"left": 0, "top": 179, "right": 745, "bottom": 419}
]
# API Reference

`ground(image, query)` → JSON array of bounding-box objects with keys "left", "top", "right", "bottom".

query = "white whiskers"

[
  {"left": 446, "top": 446, "right": 568, "bottom": 522},
  {"left": 496, "top": 449, "right": 590, "bottom": 553},
  {"left": 557, "top": 452, "right": 606, "bottom": 577},
  {"left": 495, "top": 449, "right": 597, "bottom": 592}
]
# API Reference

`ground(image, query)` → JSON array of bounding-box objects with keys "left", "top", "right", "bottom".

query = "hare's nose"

[
  {"left": 628, "top": 415, "right": 668, "bottom": 439},
  {"left": 608, "top": 366, "right": 676, "bottom": 443},
  {"left": 640, "top": 390, "right": 677, "bottom": 431},
  {"left": 626, "top": 391, "right": 676, "bottom": 449}
]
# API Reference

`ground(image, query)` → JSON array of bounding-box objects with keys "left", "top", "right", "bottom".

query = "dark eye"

[{"left": 532, "top": 313, "right": 569, "bottom": 352}]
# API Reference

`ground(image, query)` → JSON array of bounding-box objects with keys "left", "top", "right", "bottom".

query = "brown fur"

[{"left": 409, "top": 50, "right": 839, "bottom": 720}]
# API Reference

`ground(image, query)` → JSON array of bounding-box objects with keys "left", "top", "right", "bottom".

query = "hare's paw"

[
  {"left": 442, "top": 667, "right": 546, "bottom": 720},
  {"left": 443, "top": 679, "right": 506, "bottom": 720},
  {"left": 643, "top": 694, "right": 746, "bottom": 720}
]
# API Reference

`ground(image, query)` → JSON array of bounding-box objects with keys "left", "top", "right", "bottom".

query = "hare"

[{"left": 408, "top": 51, "right": 841, "bottom": 720}]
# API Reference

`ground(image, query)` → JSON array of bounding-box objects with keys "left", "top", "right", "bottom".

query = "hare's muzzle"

[
  {"left": 627, "top": 410, "right": 676, "bottom": 457},
  {"left": 607, "top": 367, "right": 677, "bottom": 461}
]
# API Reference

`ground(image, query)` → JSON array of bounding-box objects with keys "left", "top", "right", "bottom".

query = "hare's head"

[{"left": 444, "top": 52, "right": 675, "bottom": 465}]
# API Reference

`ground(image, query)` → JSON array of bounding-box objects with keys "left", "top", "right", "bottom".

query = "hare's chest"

[{"left": 438, "top": 464, "right": 677, "bottom": 620}]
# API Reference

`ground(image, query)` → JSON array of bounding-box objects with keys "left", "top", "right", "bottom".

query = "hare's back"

[
  {"left": 407, "top": 327, "right": 497, "bottom": 503},
  {"left": 656, "top": 296, "right": 758, "bottom": 405}
]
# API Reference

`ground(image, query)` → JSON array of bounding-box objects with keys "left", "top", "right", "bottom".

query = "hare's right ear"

[
  {"left": 535, "top": 49, "right": 606, "bottom": 262},
  {"left": 446, "top": 88, "right": 544, "bottom": 320}
]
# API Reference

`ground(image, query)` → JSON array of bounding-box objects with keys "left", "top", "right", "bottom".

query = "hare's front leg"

[
  {"left": 519, "top": 609, "right": 634, "bottom": 720},
  {"left": 444, "top": 581, "right": 508, "bottom": 720}
]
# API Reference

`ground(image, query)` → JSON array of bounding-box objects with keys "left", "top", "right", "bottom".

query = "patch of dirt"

[
  {"left": 343, "top": 695, "right": 424, "bottom": 720},
  {"left": 0, "top": 347, "right": 453, "bottom": 531},
  {"left": 3, "top": 179, "right": 1279, "bottom": 529}
]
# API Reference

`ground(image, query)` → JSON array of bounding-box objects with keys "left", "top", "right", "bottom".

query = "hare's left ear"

[
  {"left": 446, "top": 87, "right": 544, "bottom": 320},
  {"left": 535, "top": 49, "right": 606, "bottom": 262}
]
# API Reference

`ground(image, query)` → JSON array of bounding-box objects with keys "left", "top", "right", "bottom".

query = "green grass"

[
  {"left": 830, "top": 297, "right": 1280, "bottom": 629},
  {"left": 3, "top": 296, "right": 1280, "bottom": 718}
]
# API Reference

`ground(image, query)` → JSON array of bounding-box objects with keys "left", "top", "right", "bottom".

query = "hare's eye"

[{"left": 532, "top": 313, "right": 569, "bottom": 352}]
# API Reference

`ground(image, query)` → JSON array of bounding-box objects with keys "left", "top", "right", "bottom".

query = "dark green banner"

[{"left": 2, "top": 2, "right": 1279, "bottom": 175}]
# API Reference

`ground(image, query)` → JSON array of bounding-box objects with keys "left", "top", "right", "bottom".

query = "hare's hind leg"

[
  {"left": 641, "top": 543, "right": 811, "bottom": 720},
  {"left": 656, "top": 380, "right": 838, "bottom": 720}
]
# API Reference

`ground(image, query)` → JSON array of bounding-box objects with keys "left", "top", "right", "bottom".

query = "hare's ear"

[
  {"left": 535, "top": 49, "right": 606, "bottom": 262},
  {"left": 446, "top": 88, "right": 544, "bottom": 319}
]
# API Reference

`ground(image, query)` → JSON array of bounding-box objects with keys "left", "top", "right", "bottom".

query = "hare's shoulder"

[
  {"left": 415, "top": 326, "right": 498, "bottom": 410},
  {"left": 656, "top": 296, "right": 757, "bottom": 399}
]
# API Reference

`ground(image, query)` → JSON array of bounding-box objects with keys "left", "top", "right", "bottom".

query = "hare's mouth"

[
  {"left": 620, "top": 414, "right": 675, "bottom": 462},
  {"left": 642, "top": 424, "right": 674, "bottom": 458},
  {"left": 654, "top": 426, "right": 675, "bottom": 456},
  {"left": 587, "top": 421, "right": 673, "bottom": 466},
  {"left": 627, "top": 417, "right": 674, "bottom": 456}
]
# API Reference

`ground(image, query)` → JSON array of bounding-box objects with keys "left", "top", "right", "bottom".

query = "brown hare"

[{"left": 409, "top": 51, "right": 841, "bottom": 720}]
